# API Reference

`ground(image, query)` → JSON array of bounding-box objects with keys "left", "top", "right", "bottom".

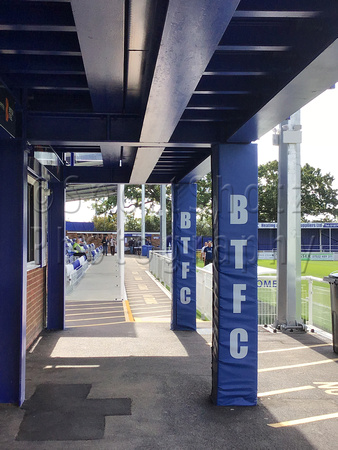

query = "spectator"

[
  {"left": 110, "top": 235, "right": 116, "bottom": 256},
  {"left": 204, "top": 241, "right": 213, "bottom": 266},
  {"left": 72, "top": 238, "right": 86, "bottom": 257},
  {"left": 128, "top": 238, "right": 134, "bottom": 255},
  {"left": 102, "top": 235, "right": 108, "bottom": 256},
  {"left": 201, "top": 241, "right": 208, "bottom": 264}
]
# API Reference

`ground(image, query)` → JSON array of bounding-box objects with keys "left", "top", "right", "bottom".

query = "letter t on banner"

[
  {"left": 171, "top": 183, "right": 197, "bottom": 330},
  {"left": 211, "top": 143, "right": 258, "bottom": 406}
]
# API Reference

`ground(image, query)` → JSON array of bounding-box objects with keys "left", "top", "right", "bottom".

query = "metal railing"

[
  {"left": 149, "top": 250, "right": 172, "bottom": 291},
  {"left": 149, "top": 250, "right": 332, "bottom": 333}
]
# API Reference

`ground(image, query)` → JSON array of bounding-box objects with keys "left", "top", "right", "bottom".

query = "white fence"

[
  {"left": 149, "top": 250, "right": 172, "bottom": 291},
  {"left": 149, "top": 250, "right": 332, "bottom": 333}
]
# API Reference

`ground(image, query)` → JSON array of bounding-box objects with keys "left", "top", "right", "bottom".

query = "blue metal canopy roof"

[{"left": 1, "top": 0, "right": 338, "bottom": 187}]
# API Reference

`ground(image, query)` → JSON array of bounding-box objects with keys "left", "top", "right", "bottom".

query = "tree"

[
  {"left": 93, "top": 215, "right": 117, "bottom": 231},
  {"left": 145, "top": 214, "right": 160, "bottom": 232},
  {"left": 258, "top": 161, "right": 279, "bottom": 222},
  {"left": 301, "top": 163, "right": 338, "bottom": 220},
  {"left": 124, "top": 216, "right": 141, "bottom": 232},
  {"left": 92, "top": 185, "right": 172, "bottom": 234},
  {"left": 258, "top": 161, "right": 338, "bottom": 222},
  {"left": 92, "top": 185, "right": 166, "bottom": 216},
  {"left": 196, "top": 172, "right": 212, "bottom": 235}
]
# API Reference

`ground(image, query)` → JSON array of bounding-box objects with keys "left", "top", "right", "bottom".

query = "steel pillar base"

[{"left": 272, "top": 320, "right": 306, "bottom": 332}]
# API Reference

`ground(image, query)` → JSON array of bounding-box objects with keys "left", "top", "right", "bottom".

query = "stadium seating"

[{"left": 65, "top": 238, "right": 103, "bottom": 293}]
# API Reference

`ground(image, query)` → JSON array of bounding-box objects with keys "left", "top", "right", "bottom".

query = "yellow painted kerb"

[{"left": 123, "top": 300, "right": 135, "bottom": 322}]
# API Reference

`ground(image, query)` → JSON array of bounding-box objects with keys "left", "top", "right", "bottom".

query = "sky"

[
  {"left": 66, "top": 85, "right": 338, "bottom": 222},
  {"left": 257, "top": 85, "right": 338, "bottom": 182}
]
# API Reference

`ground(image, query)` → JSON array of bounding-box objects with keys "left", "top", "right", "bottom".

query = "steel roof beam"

[
  {"left": 0, "top": 31, "right": 80, "bottom": 53},
  {"left": 27, "top": 91, "right": 91, "bottom": 112},
  {"left": 130, "top": 0, "right": 240, "bottom": 184},
  {"left": 27, "top": 115, "right": 142, "bottom": 142},
  {"left": 64, "top": 166, "right": 130, "bottom": 184},
  {"left": 0, "top": 55, "right": 84, "bottom": 75},
  {"left": 31, "top": 140, "right": 212, "bottom": 149},
  {"left": 27, "top": 113, "right": 222, "bottom": 145},
  {"left": 233, "top": 11, "right": 320, "bottom": 19},
  {"left": 0, "top": 2, "right": 74, "bottom": 27},
  {"left": 10, "top": 74, "right": 88, "bottom": 89},
  {"left": 179, "top": 156, "right": 211, "bottom": 183},
  {"left": 0, "top": 25, "right": 76, "bottom": 32},
  {"left": 71, "top": 0, "right": 124, "bottom": 113}
]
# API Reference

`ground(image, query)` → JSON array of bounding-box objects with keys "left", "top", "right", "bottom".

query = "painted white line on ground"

[
  {"left": 259, "top": 343, "right": 331, "bottom": 354},
  {"left": 66, "top": 305, "right": 123, "bottom": 311},
  {"left": 259, "top": 358, "right": 338, "bottom": 373},
  {"left": 268, "top": 412, "right": 338, "bottom": 428},
  {"left": 258, "top": 385, "right": 315, "bottom": 397},
  {"left": 66, "top": 320, "right": 127, "bottom": 328},
  {"left": 44, "top": 365, "right": 100, "bottom": 369},
  {"left": 66, "top": 314, "right": 125, "bottom": 322},
  {"left": 67, "top": 310, "right": 124, "bottom": 317},
  {"left": 29, "top": 336, "right": 42, "bottom": 354}
]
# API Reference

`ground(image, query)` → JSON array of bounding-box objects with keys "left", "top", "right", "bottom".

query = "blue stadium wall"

[
  {"left": 66, "top": 221, "right": 96, "bottom": 232},
  {"left": 258, "top": 223, "right": 338, "bottom": 252}
]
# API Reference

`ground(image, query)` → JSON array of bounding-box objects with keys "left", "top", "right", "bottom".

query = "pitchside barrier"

[{"left": 149, "top": 250, "right": 332, "bottom": 334}]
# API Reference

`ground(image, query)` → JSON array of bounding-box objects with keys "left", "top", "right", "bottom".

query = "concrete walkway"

[
  {"left": 0, "top": 255, "right": 338, "bottom": 449},
  {"left": 124, "top": 256, "right": 172, "bottom": 323}
]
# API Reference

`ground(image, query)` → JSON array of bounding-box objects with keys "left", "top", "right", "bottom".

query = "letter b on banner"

[
  {"left": 230, "top": 195, "right": 248, "bottom": 224},
  {"left": 181, "top": 212, "right": 191, "bottom": 229}
]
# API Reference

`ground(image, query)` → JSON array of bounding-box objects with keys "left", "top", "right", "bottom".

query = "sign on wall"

[{"left": 0, "top": 83, "right": 16, "bottom": 137}]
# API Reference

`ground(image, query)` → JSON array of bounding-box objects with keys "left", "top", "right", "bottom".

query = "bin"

[
  {"left": 141, "top": 245, "right": 153, "bottom": 257},
  {"left": 323, "top": 272, "right": 338, "bottom": 353}
]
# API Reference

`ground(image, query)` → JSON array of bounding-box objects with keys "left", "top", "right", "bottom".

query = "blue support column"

[
  {"left": 171, "top": 182, "right": 197, "bottom": 331},
  {"left": 0, "top": 139, "right": 27, "bottom": 405},
  {"left": 47, "top": 180, "right": 65, "bottom": 329},
  {"left": 211, "top": 143, "right": 258, "bottom": 406}
]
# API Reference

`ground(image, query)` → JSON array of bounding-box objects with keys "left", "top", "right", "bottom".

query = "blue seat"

[{"left": 72, "top": 259, "right": 81, "bottom": 270}]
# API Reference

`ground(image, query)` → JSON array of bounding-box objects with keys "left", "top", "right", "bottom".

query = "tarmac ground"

[{"left": 0, "top": 254, "right": 337, "bottom": 449}]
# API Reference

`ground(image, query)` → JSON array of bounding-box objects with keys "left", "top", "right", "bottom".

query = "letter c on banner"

[
  {"left": 180, "top": 287, "right": 191, "bottom": 304},
  {"left": 230, "top": 328, "right": 248, "bottom": 359}
]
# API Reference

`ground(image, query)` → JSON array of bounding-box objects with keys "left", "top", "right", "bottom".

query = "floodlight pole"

[
  {"left": 117, "top": 184, "right": 125, "bottom": 300},
  {"left": 275, "top": 110, "right": 303, "bottom": 330}
]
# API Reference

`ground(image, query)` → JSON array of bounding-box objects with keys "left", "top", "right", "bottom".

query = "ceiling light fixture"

[{"left": 119, "top": 146, "right": 123, "bottom": 167}]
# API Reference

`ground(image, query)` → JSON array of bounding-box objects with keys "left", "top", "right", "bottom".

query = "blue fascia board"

[
  {"left": 64, "top": 166, "right": 131, "bottom": 183},
  {"left": 27, "top": 114, "right": 142, "bottom": 143}
]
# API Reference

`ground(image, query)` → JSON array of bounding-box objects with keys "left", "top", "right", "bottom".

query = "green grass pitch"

[{"left": 258, "top": 259, "right": 338, "bottom": 279}]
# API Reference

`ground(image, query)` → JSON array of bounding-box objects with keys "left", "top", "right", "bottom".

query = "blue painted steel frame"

[
  {"left": 47, "top": 180, "right": 65, "bottom": 330},
  {"left": 0, "top": 139, "right": 27, "bottom": 405},
  {"left": 171, "top": 183, "right": 197, "bottom": 331},
  {"left": 211, "top": 143, "right": 258, "bottom": 406}
]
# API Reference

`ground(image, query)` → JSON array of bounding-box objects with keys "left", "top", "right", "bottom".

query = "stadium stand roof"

[{"left": 1, "top": 1, "right": 337, "bottom": 200}]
